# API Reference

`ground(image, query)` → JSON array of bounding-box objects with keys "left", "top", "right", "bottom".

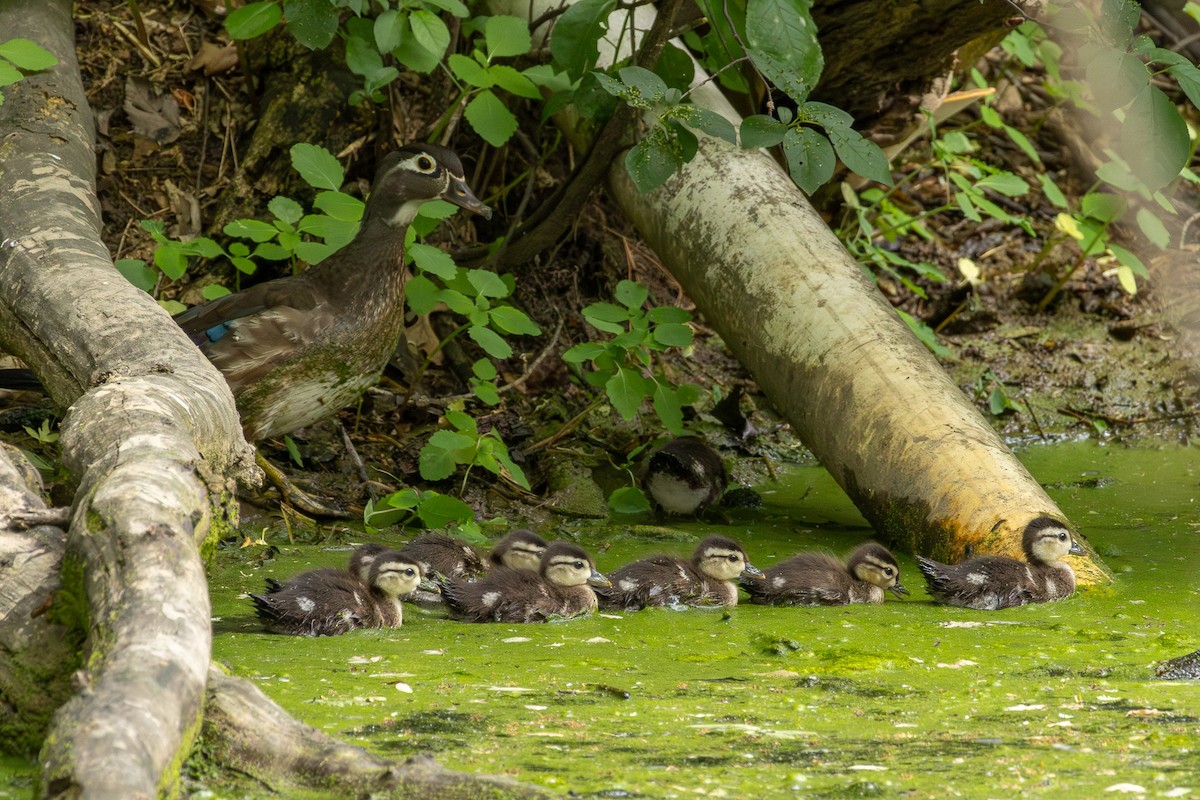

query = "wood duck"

[
  {"left": 740, "top": 542, "right": 909, "bottom": 606},
  {"left": 347, "top": 542, "right": 389, "bottom": 579},
  {"left": 641, "top": 437, "right": 728, "bottom": 516},
  {"left": 915, "top": 516, "right": 1085, "bottom": 610},
  {"left": 488, "top": 529, "right": 548, "bottom": 572},
  {"left": 251, "top": 549, "right": 424, "bottom": 636},
  {"left": 595, "top": 535, "right": 764, "bottom": 610},
  {"left": 441, "top": 541, "right": 610, "bottom": 623},
  {"left": 397, "top": 531, "right": 486, "bottom": 604}
]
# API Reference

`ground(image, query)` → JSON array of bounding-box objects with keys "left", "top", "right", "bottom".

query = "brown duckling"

[
  {"left": 399, "top": 531, "right": 487, "bottom": 579},
  {"left": 441, "top": 541, "right": 610, "bottom": 623},
  {"left": 596, "top": 535, "right": 764, "bottom": 610},
  {"left": 251, "top": 550, "right": 424, "bottom": 636},
  {"left": 641, "top": 437, "right": 728, "bottom": 516},
  {"left": 741, "top": 542, "right": 908, "bottom": 606},
  {"left": 488, "top": 529, "right": 548, "bottom": 572},
  {"left": 916, "top": 517, "right": 1085, "bottom": 610},
  {"left": 347, "top": 542, "right": 389, "bottom": 579}
]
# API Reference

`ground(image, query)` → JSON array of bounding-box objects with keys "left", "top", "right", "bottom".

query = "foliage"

[
  {"left": 0, "top": 38, "right": 56, "bottom": 106},
  {"left": 363, "top": 485, "right": 479, "bottom": 534},
  {"left": 418, "top": 406, "right": 530, "bottom": 491},
  {"left": 563, "top": 279, "right": 699, "bottom": 435}
]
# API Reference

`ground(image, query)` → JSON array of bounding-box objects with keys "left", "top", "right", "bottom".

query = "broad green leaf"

[
  {"left": 405, "top": 274, "right": 440, "bottom": 315},
  {"left": 268, "top": 195, "right": 304, "bottom": 225},
  {"left": 464, "top": 89, "right": 517, "bottom": 147},
  {"left": 677, "top": 106, "right": 736, "bottom": 144},
  {"left": 469, "top": 325, "right": 513, "bottom": 358},
  {"left": 419, "top": 430, "right": 475, "bottom": 480},
  {"left": 345, "top": 17, "right": 387, "bottom": 76},
  {"left": 654, "top": 42, "right": 695, "bottom": 92},
  {"left": 608, "top": 486, "right": 652, "bottom": 514},
  {"left": 1080, "top": 192, "right": 1124, "bottom": 223},
  {"left": 419, "top": 0, "right": 470, "bottom": 16},
  {"left": 0, "top": 62, "right": 21, "bottom": 87},
  {"left": 472, "top": 358, "right": 498, "bottom": 380},
  {"left": 562, "top": 342, "right": 609, "bottom": 363},
  {"left": 489, "top": 65, "right": 542, "bottom": 99},
  {"left": 225, "top": 2, "right": 282, "bottom": 40},
  {"left": 1119, "top": 86, "right": 1189, "bottom": 191},
  {"left": 283, "top": 0, "right": 339, "bottom": 49},
  {"left": 1084, "top": 48, "right": 1147, "bottom": 112},
  {"left": 0, "top": 39, "right": 56, "bottom": 71},
  {"left": 154, "top": 247, "right": 188, "bottom": 280},
  {"left": 826, "top": 124, "right": 892, "bottom": 186},
  {"left": 440, "top": 289, "right": 475, "bottom": 315},
  {"left": 896, "top": 309, "right": 952, "bottom": 357},
  {"left": 253, "top": 242, "right": 291, "bottom": 260},
  {"left": 395, "top": 13, "right": 445, "bottom": 72},
  {"left": 974, "top": 172, "right": 1029, "bottom": 197},
  {"left": 473, "top": 380, "right": 500, "bottom": 405},
  {"left": 202, "top": 284, "right": 232, "bottom": 301},
  {"left": 652, "top": 322, "right": 693, "bottom": 348},
  {"left": 491, "top": 444, "right": 530, "bottom": 489},
  {"left": 646, "top": 306, "right": 692, "bottom": 324},
  {"left": 740, "top": 115, "right": 787, "bottom": 149},
  {"left": 618, "top": 66, "right": 669, "bottom": 106},
  {"left": 486, "top": 15, "right": 532, "bottom": 59},
  {"left": 416, "top": 493, "right": 475, "bottom": 527},
  {"left": 745, "top": 0, "right": 822, "bottom": 104},
  {"left": 312, "top": 190, "right": 363, "bottom": 221},
  {"left": 489, "top": 305, "right": 541, "bottom": 335},
  {"left": 625, "top": 135, "right": 682, "bottom": 193},
  {"left": 409, "top": 10, "right": 450, "bottom": 58},
  {"left": 1167, "top": 62, "right": 1200, "bottom": 111},
  {"left": 467, "top": 268, "right": 509, "bottom": 298},
  {"left": 294, "top": 241, "right": 335, "bottom": 263},
  {"left": 1037, "top": 173, "right": 1068, "bottom": 208},
  {"left": 605, "top": 366, "right": 648, "bottom": 419},
  {"left": 409, "top": 242, "right": 458, "bottom": 280},
  {"left": 374, "top": 10, "right": 404, "bottom": 53},
  {"left": 615, "top": 280, "right": 648, "bottom": 310},
  {"left": 290, "top": 143, "right": 343, "bottom": 190},
  {"left": 1135, "top": 207, "right": 1170, "bottom": 247},
  {"left": 1109, "top": 243, "right": 1148, "bottom": 277},
  {"left": 224, "top": 218, "right": 279, "bottom": 242},
  {"left": 445, "top": 409, "right": 476, "bottom": 433},
  {"left": 231, "top": 256, "right": 257, "bottom": 274},
  {"left": 797, "top": 101, "right": 852, "bottom": 130},
  {"left": 115, "top": 259, "right": 157, "bottom": 292},
  {"left": 783, "top": 126, "right": 835, "bottom": 195},
  {"left": 449, "top": 53, "right": 492, "bottom": 88},
  {"left": 550, "top": 0, "right": 615, "bottom": 80},
  {"left": 652, "top": 382, "right": 685, "bottom": 435}
]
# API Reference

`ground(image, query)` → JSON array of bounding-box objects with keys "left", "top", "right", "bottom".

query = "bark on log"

[{"left": 505, "top": 0, "right": 1109, "bottom": 582}]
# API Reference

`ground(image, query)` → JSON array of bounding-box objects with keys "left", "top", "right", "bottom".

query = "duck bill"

[
  {"left": 1068, "top": 540, "right": 1085, "bottom": 556},
  {"left": 418, "top": 578, "right": 442, "bottom": 595},
  {"left": 588, "top": 569, "right": 612, "bottom": 589},
  {"left": 741, "top": 563, "right": 765, "bottom": 580},
  {"left": 889, "top": 581, "right": 910, "bottom": 599},
  {"left": 443, "top": 175, "right": 492, "bottom": 219}
]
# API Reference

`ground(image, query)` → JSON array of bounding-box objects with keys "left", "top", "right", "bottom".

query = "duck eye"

[
  {"left": 884, "top": 568, "right": 894, "bottom": 577},
  {"left": 728, "top": 554, "right": 741, "bottom": 562},
  {"left": 1058, "top": 532, "right": 1068, "bottom": 541},
  {"left": 573, "top": 561, "right": 585, "bottom": 569},
  {"left": 417, "top": 155, "right": 435, "bottom": 171}
]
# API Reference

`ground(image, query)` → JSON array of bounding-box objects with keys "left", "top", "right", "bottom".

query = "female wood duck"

[
  {"left": 441, "top": 541, "right": 610, "bottom": 623},
  {"left": 174, "top": 144, "right": 491, "bottom": 444},
  {"left": 488, "top": 529, "right": 548, "bottom": 572},
  {"left": 595, "top": 535, "right": 764, "bottom": 610},
  {"left": 641, "top": 437, "right": 728, "bottom": 516},
  {"left": 740, "top": 542, "right": 908, "bottom": 606},
  {"left": 251, "top": 549, "right": 424, "bottom": 636},
  {"left": 915, "top": 516, "right": 1085, "bottom": 610}
]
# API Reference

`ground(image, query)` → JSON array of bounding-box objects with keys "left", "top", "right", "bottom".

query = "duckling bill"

[
  {"left": 252, "top": 548, "right": 424, "bottom": 636},
  {"left": 741, "top": 542, "right": 907, "bottom": 606},
  {"left": 916, "top": 517, "right": 1084, "bottom": 610},
  {"left": 441, "top": 541, "right": 609, "bottom": 623},
  {"left": 596, "top": 535, "right": 763, "bottom": 610}
]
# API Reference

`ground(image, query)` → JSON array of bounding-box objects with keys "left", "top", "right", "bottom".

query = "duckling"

[
  {"left": 251, "top": 550, "right": 424, "bottom": 636},
  {"left": 347, "top": 542, "right": 389, "bottom": 579},
  {"left": 641, "top": 437, "right": 728, "bottom": 516},
  {"left": 488, "top": 529, "right": 548, "bottom": 572},
  {"left": 741, "top": 542, "right": 908, "bottom": 606},
  {"left": 399, "top": 531, "right": 487, "bottom": 579},
  {"left": 441, "top": 541, "right": 610, "bottom": 623},
  {"left": 915, "top": 516, "right": 1085, "bottom": 610},
  {"left": 595, "top": 535, "right": 764, "bottom": 610}
]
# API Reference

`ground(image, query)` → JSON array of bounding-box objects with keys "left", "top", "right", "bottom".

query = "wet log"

[{"left": 501, "top": 0, "right": 1109, "bottom": 582}]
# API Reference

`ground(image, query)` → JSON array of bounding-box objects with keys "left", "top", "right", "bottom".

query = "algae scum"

[{"left": 4, "top": 442, "right": 1198, "bottom": 798}]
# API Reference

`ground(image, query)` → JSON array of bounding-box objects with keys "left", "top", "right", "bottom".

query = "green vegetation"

[{"left": 0, "top": 38, "right": 56, "bottom": 106}]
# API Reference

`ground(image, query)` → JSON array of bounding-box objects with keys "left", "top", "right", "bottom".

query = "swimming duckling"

[
  {"left": 399, "top": 531, "right": 486, "bottom": 579},
  {"left": 915, "top": 516, "right": 1085, "bottom": 610},
  {"left": 251, "top": 550, "right": 424, "bottom": 636},
  {"left": 488, "top": 529, "right": 548, "bottom": 572},
  {"left": 641, "top": 437, "right": 728, "bottom": 516},
  {"left": 596, "top": 535, "right": 764, "bottom": 610},
  {"left": 441, "top": 541, "right": 610, "bottom": 623},
  {"left": 347, "top": 542, "right": 389, "bottom": 579},
  {"left": 741, "top": 542, "right": 908, "bottom": 606}
]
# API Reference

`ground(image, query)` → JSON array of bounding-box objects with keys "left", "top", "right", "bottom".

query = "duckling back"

[
  {"left": 743, "top": 543, "right": 906, "bottom": 606},
  {"left": 251, "top": 567, "right": 378, "bottom": 636},
  {"left": 597, "top": 535, "right": 760, "bottom": 610}
]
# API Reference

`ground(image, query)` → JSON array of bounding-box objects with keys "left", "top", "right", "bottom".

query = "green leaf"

[
  {"left": 284, "top": 434, "right": 305, "bottom": 467},
  {"left": 1085, "top": 48, "right": 1148, "bottom": 113},
  {"left": 605, "top": 366, "right": 648, "bottom": 419},
  {"left": 1109, "top": 243, "right": 1148, "bottom": 278},
  {"left": 115, "top": 259, "right": 157, "bottom": 292},
  {"left": 652, "top": 382, "right": 685, "bottom": 435},
  {"left": 625, "top": 135, "right": 683, "bottom": 193},
  {"left": 615, "top": 279, "right": 648, "bottom": 310},
  {"left": 1037, "top": 173, "right": 1068, "bottom": 208},
  {"left": 464, "top": 89, "right": 518, "bottom": 147},
  {"left": 745, "top": 0, "right": 822, "bottom": 105},
  {"left": 489, "top": 305, "right": 541, "bottom": 335},
  {"left": 677, "top": 106, "right": 737, "bottom": 144},
  {"left": 975, "top": 172, "right": 1029, "bottom": 197},
  {"left": 652, "top": 322, "right": 693, "bottom": 348},
  {"left": 202, "top": 284, "right": 232, "bottom": 301},
  {"left": 268, "top": 196, "right": 305, "bottom": 225},
  {"left": 608, "top": 485, "right": 652, "bottom": 514},
  {"left": 740, "top": 115, "right": 787, "bottom": 149},
  {"left": 472, "top": 358, "right": 498, "bottom": 380},
  {"left": 618, "top": 66, "right": 669, "bottom": 105},
  {"left": 449, "top": 53, "right": 492, "bottom": 88},
  {"left": 1080, "top": 192, "right": 1125, "bottom": 223},
  {"left": 550, "top": 0, "right": 615, "bottom": 80},
  {"left": 0, "top": 62, "right": 21, "bottom": 87},
  {"left": 0, "top": 39, "right": 56, "bottom": 71},
  {"left": 419, "top": 430, "right": 476, "bottom": 480},
  {"left": 489, "top": 65, "right": 542, "bottom": 99},
  {"left": 417, "top": 493, "right": 476, "bottom": 528},
  {"left": 467, "top": 269, "right": 510, "bottom": 298},
  {"left": 562, "top": 342, "right": 608, "bottom": 363},
  {"left": 1167, "top": 62, "right": 1200, "bottom": 111},
  {"left": 290, "top": 143, "right": 343, "bottom": 190},
  {"left": 486, "top": 15, "right": 532, "bottom": 59},
  {"left": 283, "top": 0, "right": 339, "bottom": 49},
  {"left": 646, "top": 306, "right": 692, "bottom": 324},
  {"left": 1135, "top": 207, "right": 1170, "bottom": 247},
  {"left": 583, "top": 301, "right": 632, "bottom": 325},
  {"left": 405, "top": 274, "right": 440, "bottom": 315},
  {"left": 154, "top": 247, "right": 188, "bottom": 281},
  {"left": 374, "top": 10, "right": 404, "bottom": 53},
  {"left": 445, "top": 409, "right": 477, "bottom": 433},
  {"left": 1119, "top": 86, "right": 1189, "bottom": 191},
  {"left": 408, "top": 10, "right": 450, "bottom": 62},
  {"left": 312, "top": 190, "right": 363, "bottom": 222},
  {"left": 896, "top": 309, "right": 952, "bottom": 357},
  {"left": 440, "top": 289, "right": 474, "bottom": 315},
  {"left": 224, "top": 218, "right": 279, "bottom": 242},
  {"left": 782, "top": 126, "right": 835, "bottom": 195},
  {"left": 225, "top": 2, "right": 282, "bottom": 40},
  {"left": 491, "top": 444, "right": 530, "bottom": 489},
  {"left": 409, "top": 242, "right": 458, "bottom": 280},
  {"left": 827, "top": 125, "right": 891, "bottom": 186},
  {"left": 472, "top": 379, "right": 501, "bottom": 405},
  {"left": 654, "top": 43, "right": 695, "bottom": 93},
  {"left": 469, "top": 325, "right": 513, "bottom": 358}
]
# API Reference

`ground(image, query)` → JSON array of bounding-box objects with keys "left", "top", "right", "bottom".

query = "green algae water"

[{"left": 3, "top": 440, "right": 1198, "bottom": 798}]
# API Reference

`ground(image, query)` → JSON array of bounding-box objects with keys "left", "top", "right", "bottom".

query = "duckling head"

[
  {"left": 369, "top": 553, "right": 425, "bottom": 599},
  {"left": 491, "top": 529, "right": 548, "bottom": 572},
  {"left": 348, "top": 542, "right": 389, "bottom": 579},
  {"left": 693, "top": 535, "right": 764, "bottom": 582},
  {"left": 541, "top": 542, "right": 610, "bottom": 588},
  {"left": 1022, "top": 517, "right": 1085, "bottom": 564},
  {"left": 847, "top": 542, "right": 908, "bottom": 598}
]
